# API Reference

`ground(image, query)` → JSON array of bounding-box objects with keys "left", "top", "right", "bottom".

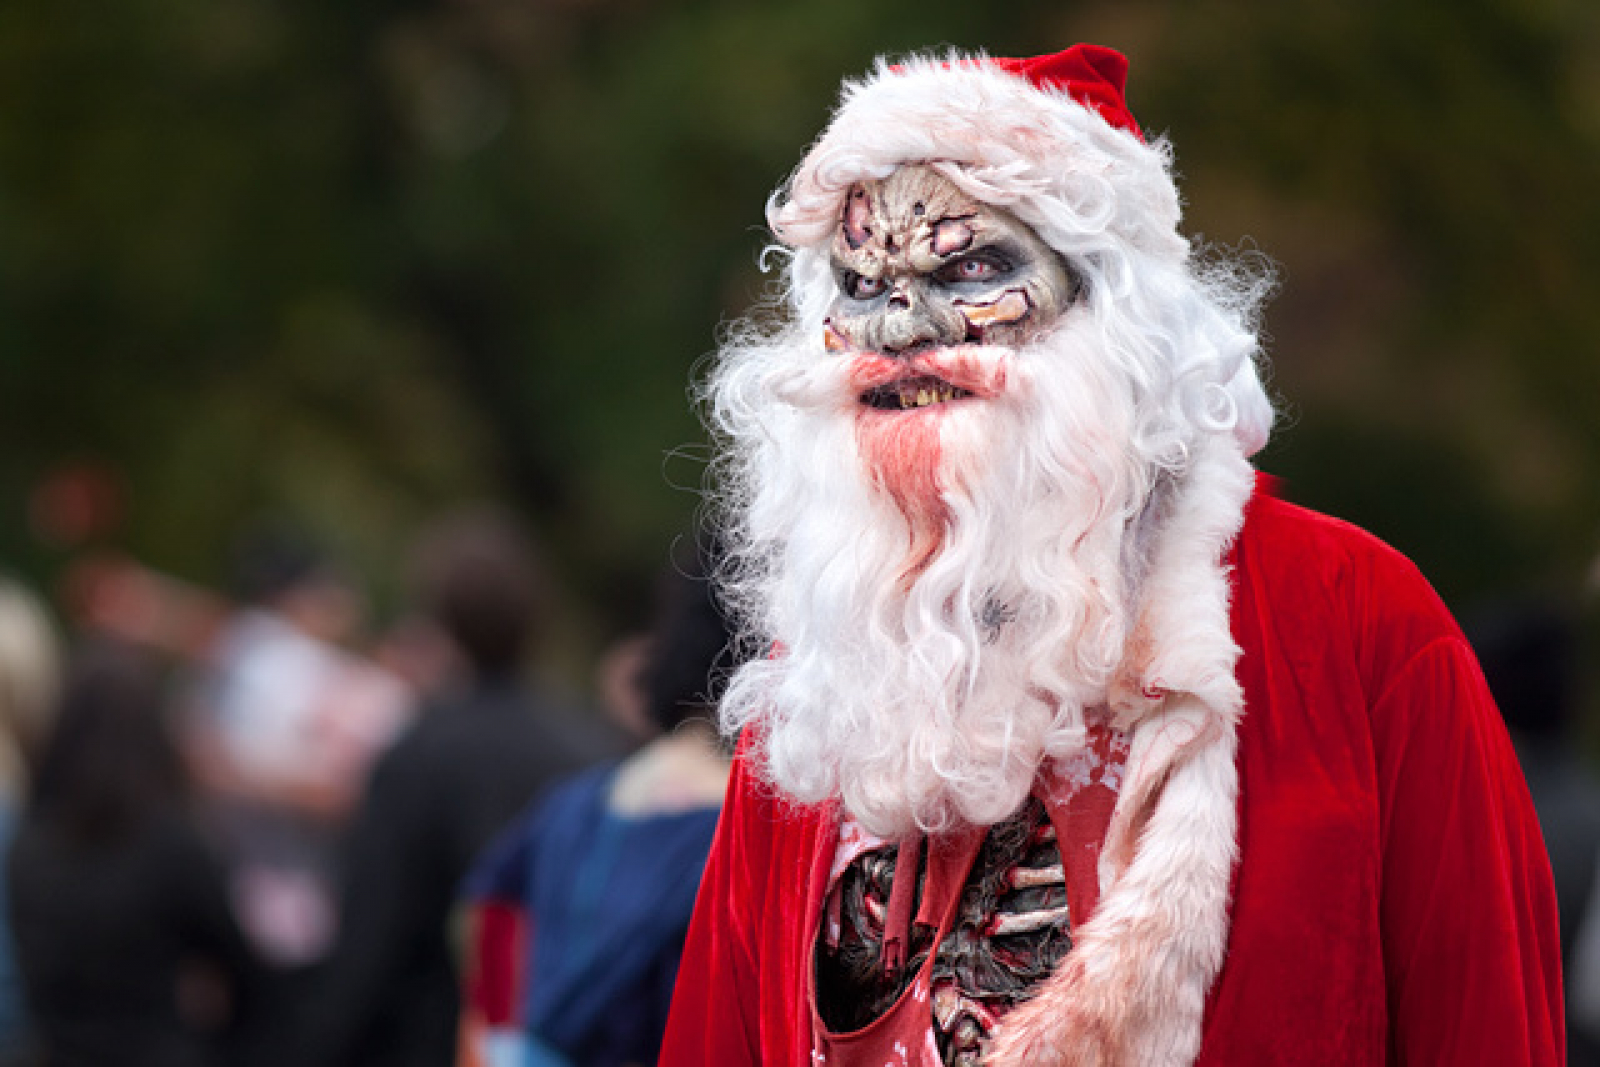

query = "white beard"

[{"left": 714, "top": 315, "right": 1160, "bottom": 837}]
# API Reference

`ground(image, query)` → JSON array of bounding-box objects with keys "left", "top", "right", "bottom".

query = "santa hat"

[
  {"left": 769, "top": 44, "right": 1186, "bottom": 261},
  {"left": 986, "top": 44, "right": 1144, "bottom": 139}
]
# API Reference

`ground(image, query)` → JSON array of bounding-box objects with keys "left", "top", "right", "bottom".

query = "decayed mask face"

[{"left": 824, "top": 164, "right": 1078, "bottom": 411}]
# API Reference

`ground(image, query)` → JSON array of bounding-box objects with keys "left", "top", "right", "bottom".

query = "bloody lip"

[{"left": 849, "top": 347, "right": 1008, "bottom": 412}]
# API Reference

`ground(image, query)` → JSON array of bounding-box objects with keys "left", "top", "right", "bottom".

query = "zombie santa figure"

[{"left": 660, "top": 45, "right": 1563, "bottom": 1066}]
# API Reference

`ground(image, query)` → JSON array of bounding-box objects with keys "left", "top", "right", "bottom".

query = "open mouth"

[{"left": 859, "top": 374, "right": 974, "bottom": 411}]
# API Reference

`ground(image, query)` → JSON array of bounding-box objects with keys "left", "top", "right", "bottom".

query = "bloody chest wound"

[{"left": 812, "top": 723, "right": 1129, "bottom": 1066}]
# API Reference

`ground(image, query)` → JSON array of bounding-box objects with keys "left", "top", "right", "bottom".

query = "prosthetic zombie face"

[
  {"left": 824, "top": 166, "right": 1077, "bottom": 371},
  {"left": 711, "top": 51, "right": 1274, "bottom": 840}
]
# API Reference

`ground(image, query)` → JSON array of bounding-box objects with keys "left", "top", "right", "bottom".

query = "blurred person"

[
  {"left": 1467, "top": 595, "right": 1600, "bottom": 1065},
  {"left": 187, "top": 526, "right": 412, "bottom": 966},
  {"left": 0, "top": 578, "right": 63, "bottom": 795},
  {"left": 592, "top": 632, "right": 660, "bottom": 746},
  {"left": 0, "top": 578, "right": 63, "bottom": 1065},
  {"left": 660, "top": 45, "right": 1560, "bottom": 1066},
  {"left": 295, "top": 508, "right": 615, "bottom": 1067},
  {"left": 60, "top": 554, "right": 225, "bottom": 664},
  {"left": 7, "top": 645, "right": 265, "bottom": 1067},
  {"left": 1577, "top": 868, "right": 1600, "bottom": 1067},
  {"left": 460, "top": 539, "right": 736, "bottom": 1067},
  {"left": 195, "top": 526, "right": 411, "bottom": 823}
]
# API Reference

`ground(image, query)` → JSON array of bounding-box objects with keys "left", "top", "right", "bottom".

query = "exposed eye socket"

[
  {"left": 935, "top": 252, "right": 1009, "bottom": 285},
  {"left": 841, "top": 270, "right": 888, "bottom": 300}
]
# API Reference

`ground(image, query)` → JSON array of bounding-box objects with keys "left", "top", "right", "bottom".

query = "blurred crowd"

[
  {"left": 0, "top": 509, "right": 736, "bottom": 1067},
  {"left": 2, "top": 504, "right": 1600, "bottom": 1066}
]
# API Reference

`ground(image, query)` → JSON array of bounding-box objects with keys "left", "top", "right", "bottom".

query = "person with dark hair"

[
  {"left": 6, "top": 646, "right": 264, "bottom": 1067},
  {"left": 295, "top": 509, "right": 614, "bottom": 1067},
  {"left": 410, "top": 513, "right": 545, "bottom": 681},
  {"left": 459, "top": 541, "right": 737, "bottom": 1067}
]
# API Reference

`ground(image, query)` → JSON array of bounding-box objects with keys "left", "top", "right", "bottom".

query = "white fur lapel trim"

[{"left": 986, "top": 440, "right": 1255, "bottom": 1067}]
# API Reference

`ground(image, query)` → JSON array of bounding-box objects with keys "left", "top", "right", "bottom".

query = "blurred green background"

[{"left": 2, "top": 0, "right": 1596, "bottom": 705}]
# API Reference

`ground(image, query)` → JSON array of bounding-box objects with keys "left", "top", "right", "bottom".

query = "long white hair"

[{"left": 705, "top": 56, "right": 1274, "bottom": 837}]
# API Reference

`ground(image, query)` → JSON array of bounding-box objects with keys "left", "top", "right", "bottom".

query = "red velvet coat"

[{"left": 660, "top": 488, "right": 1564, "bottom": 1065}]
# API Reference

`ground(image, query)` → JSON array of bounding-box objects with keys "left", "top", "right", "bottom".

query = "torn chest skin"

[{"left": 822, "top": 164, "right": 1080, "bottom": 410}]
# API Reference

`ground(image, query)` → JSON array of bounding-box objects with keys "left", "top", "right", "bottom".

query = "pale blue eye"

[
  {"left": 957, "top": 258, "right": 996, "bottom": 280},
  {"left": 844, "top": 271, "right": 888, "bottom": 299}
]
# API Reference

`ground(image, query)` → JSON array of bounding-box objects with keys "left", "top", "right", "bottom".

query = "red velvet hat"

[{"left": 990, "top": 44, "right": 1142, "bottom": 141}]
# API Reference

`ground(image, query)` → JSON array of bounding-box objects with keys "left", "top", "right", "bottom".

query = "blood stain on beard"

[{"left": 855, "top": 407, "right": 950, "bottom": 583}]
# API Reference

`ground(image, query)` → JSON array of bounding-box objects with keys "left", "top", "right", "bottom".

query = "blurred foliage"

[{"left": 0, "top": 0, "right": 1596, "bottom": 683}]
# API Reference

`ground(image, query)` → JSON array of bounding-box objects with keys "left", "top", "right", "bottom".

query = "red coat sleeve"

[
  {"left": 1373, "top": 634, "right": 1564, "bottom": 1065},
  {"left": 659, "top": 742, "right": 767, "bottom": 1066},
  {"left": 464, "top": 901, "right": 526, "bottom": 1027}
]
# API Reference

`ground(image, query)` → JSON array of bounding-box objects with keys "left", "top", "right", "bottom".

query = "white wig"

[{"left": 707, "top": 51, "right": 1274, "bottom": 836}]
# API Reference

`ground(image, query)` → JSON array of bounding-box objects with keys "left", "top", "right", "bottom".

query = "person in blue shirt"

[{"left": 461, "top": 542, "right": 736, "bottom": 1067}]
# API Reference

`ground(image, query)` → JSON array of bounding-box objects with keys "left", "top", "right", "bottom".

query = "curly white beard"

[{"left": 713, "top": 314, "right": 1160, "bottom": 837}]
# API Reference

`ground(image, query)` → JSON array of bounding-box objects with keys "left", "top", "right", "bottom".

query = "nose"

[
  {"left": 880, "top": 306, "right": 942, "bottom": 354},
  {"left": 879, "top": 289, "right": 966, "bottom": 354}
]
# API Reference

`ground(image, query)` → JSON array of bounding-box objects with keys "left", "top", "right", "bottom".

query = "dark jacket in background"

[
  {"left": 7, "top": 814, "right": 263, "bottom": 1067},
  {"left": 296, "top": 681, "right": 618, "bottom": 1067}
]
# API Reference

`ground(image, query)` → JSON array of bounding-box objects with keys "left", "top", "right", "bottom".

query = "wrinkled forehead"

[
  {"left": 830, "top": 164, "right": 1049, "bottom": 269},
  {"left": 835, "top": 166, "right": 978, "bottom": 258}
]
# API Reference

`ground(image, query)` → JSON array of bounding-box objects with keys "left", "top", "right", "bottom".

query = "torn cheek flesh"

[{"left": 953, "top": 288, "right": 1032, "bottom": 329}]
